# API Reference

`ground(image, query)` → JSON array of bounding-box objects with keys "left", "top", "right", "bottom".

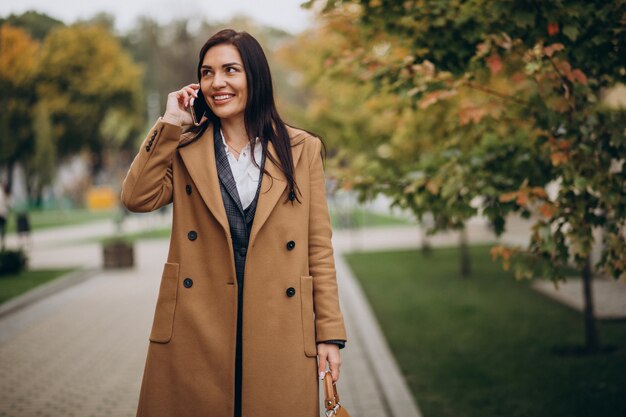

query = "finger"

[
  {"left": 317, "top": 351, "right": 328, "bottom": 379},
  {"left": 329, "top": 357, "right": 340, "bottom": 382},
  {"left": 179, "top": 89, "right": 190, "bottom": 107},
  {"left": 184, "top": 86, "right": 198, "bottom": 98}
]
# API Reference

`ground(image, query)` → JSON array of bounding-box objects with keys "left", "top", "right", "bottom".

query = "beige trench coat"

[{"left": 121, "top": 118, "right": 347, "bottom": 417}]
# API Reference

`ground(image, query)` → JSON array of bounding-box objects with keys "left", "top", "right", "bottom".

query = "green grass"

[
  {"left": 0, "top": 268, "right": 75, "bottom": 304},
  {"left": 329, "top": 207, "right": 413, "bottom": 228},
  {"left": 344, "top": 246, "right": 626, "bottom": 417},
  {"left": 5, "top": 209, "right": 117, "bottom": 233},
  {"left": 106, "top": 228, "right": 171, "bottom": 243}
]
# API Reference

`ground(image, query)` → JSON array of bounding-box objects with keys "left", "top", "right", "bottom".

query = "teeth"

[{"left": 214, "top": 95, "right": 233, "bottom": 100}]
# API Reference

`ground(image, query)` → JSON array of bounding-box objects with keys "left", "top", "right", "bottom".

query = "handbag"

[{"left": 323, "top": 371, "right": 350, "bottom": 417}]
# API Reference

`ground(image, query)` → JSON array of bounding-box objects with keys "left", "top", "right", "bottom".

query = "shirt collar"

[{"left": 219, "top": 128, "right": 260, "bottom": 152}]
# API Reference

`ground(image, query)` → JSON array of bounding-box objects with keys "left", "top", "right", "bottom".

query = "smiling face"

[{"left": 200, "top": 44, "right": 248, "bottom": 123}]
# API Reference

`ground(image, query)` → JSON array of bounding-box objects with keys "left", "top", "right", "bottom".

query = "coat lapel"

[
  {"left": 178, "top": 123, "right": 230, "bottom": 236},
  {"left": 249, "top": 129, "right": 306, "bottom": 247},
  {"left": 213, "top": 127, "right": 245, "bottom": 216}
]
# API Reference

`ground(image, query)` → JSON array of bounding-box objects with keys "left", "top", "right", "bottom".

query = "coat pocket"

[
  {"left": 300, "top": 275, "right": 317, "bottom": 357},
  {"left": 149, "top": 262, "right": 180, "bottom": 343}
]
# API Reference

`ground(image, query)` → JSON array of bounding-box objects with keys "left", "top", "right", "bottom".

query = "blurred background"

[{"left": 0, "top": 1, "right": 625, "bottom": 416}]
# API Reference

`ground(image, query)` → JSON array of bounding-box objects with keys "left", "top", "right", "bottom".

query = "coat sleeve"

[
  {"left": 308, "top": 137, "right": 348, "bottom": 345},
  {"left": 121, "top": 118, "right": 183, "bottom": 212}
]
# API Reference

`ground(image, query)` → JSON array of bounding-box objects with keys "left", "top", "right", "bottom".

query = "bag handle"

[{"left": 323, "top": 371, "right": 340, "bottom": 415}]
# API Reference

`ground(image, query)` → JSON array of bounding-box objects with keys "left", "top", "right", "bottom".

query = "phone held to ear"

[{"left": 189, "top": 91, "right": 206, "bottom": 126}]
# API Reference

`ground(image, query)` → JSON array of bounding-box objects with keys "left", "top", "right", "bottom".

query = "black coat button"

[
  {"left": 286, "top": 240, "right": 295, "bottom": 250},
  {"left": 185, "top": 184, "right": 192, "bottom": 195},
  {"left": 239, "top": 247, "right": 247, "bottom": 256},
  {"left": 288, "top": 190, "right": 296, "bottom": 201},
  {"left": 188, "top": 231, "right": 197, "bottom": 241},
  {"left": 183, "top": 278, "right": 193, "bottom": 288},
  {"left": 286, "top": 287, "right": 296, "bottom": 297}
]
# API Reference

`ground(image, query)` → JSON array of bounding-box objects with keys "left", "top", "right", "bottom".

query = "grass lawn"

[
  {"left": 5, "top": 209, "right": 117, "bottom": 233},
  {"left": 344, "top": 246, "right": 626, "bottom": 417},
  {"left": 331, "top": 206, "right": 413, "bottom": 229},
  {"left": 0, "top": 268, "right": 75, "bottom": 304}
]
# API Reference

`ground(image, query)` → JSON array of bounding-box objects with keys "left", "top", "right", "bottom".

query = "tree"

[
  {"left": 302, "top": 0, "right": 626, "bottom": 352},
  {"left": 37, "top": 24, "right": 144, "bottom": 180},
  {"left": 30, "top": 102, "right": 56, "bottom": 205},
  {"left": 0, "top": 10, "right": 63, "bottom": 40},
  {"left": 0, "top": 24, "right": 40, "bottom": 192}
]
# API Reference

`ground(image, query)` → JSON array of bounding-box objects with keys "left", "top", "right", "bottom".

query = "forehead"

[{"left": 202, "top": 44, "right": 243, "bottom": 67}]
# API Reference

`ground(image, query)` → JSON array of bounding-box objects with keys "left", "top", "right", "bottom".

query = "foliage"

[
  {"left": 0, "top": 249, "right": 28, "bottom": 276},
  {"left": 0, "top": 10, "right": 63, "bottom": 40},
  {"left": 294, "top": 0, "right": 626, "bottom": 282},
  {"left": 37, "top": 24, "right": 145, "bottom": 163},
  {"left": 0, "top": 24, "right": 40, "bottom": 168}
]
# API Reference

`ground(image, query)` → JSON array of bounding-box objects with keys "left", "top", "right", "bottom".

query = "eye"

[
  {"left": 226, "top": 66, "right": 238, "bottom": 73},
  {"left": 201, "top": 69, "right": 213, "bottom": 77}
]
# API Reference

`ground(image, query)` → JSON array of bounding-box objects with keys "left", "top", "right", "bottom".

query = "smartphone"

[{"left": 189, "top": 89, "right": 209, "bottom": 126}]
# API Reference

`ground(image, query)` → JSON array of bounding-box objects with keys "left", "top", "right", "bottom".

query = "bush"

[{"left": 0, "top": 249, "right": 28, "bottom": 276}]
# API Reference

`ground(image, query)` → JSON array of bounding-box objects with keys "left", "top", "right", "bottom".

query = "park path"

[{"left": 4, "top": 211, "right": 488, "bottom": 417}]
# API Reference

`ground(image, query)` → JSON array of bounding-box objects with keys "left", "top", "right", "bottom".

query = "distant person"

[
  {"left": 16, "top": 211, "right": 30, "bottom": 249},
  {"left": 121, "top": 29, "right": 347, "bottom": 417},
  {"left": 0, "top": 184, "right": 9, "bottom": 250}
]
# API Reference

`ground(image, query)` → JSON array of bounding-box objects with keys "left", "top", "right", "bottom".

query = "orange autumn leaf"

[
  {"left": 530, "top": 187, "right": 548, "bottom": 198},
  {"left": 548, "top": 22, "right": 560, "bottom": 36},
  {"left": 571, "top": 69, "right": 588, "bottom": 85},
  {"left": 425, "top": 180, "right": 440, "bottom": 195},
  {"left": 544, "top": 43, "right": 564, "bottom": 57},
  {"left": 539, "top": 203, "right": 557, "bottom": 218},
  {"left": 490, "top": 245, "right": 512, "bottom": 270},
  {"left": 499, "top": 191, "right": 518, "bottom": 203},
  {"left": 516, "top": 192, "right": 529, "bottom": 207},
  {"left": 550, "top": 151, "right": 569, "bottom": 166},
  {"left": 458, "top": 106, "right": 487, "bottom": 125},
  {"left": 486, "top": 53, "right": 502, "bottom": 74},
  {"left": 418, "top": 89, "right": 456, "bottom": 109}
]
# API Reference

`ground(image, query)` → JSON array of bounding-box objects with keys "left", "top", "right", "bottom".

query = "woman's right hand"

[{"left": 162, "top": 83, "right": 199, "bottom": 127}]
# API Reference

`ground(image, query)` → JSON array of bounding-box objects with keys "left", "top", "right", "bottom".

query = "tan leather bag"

[{"left": 323, "top": 371, "right": 350, "bottom": 417}]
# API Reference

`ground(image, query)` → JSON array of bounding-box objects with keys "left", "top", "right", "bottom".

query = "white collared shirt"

[{"left": 220, "top": 129, "right": 263, "bottom": 209}]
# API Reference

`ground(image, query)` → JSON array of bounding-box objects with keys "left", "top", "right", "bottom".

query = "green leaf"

[{"left": 562, "top": 25, "right": 580, "bottom": 41}]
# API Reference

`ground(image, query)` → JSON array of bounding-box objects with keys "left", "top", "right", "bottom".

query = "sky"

[{"left": 0, "top": 0, "right": 315, "bottom": 34}]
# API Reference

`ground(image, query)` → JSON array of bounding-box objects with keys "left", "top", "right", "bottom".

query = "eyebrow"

[{"left": 201, "top": 62, "right": 242, "bottom": 69}]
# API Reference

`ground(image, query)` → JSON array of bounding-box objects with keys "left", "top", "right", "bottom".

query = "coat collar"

[{"left": 178, "top": 122, "right": 307, "bottom": 243}]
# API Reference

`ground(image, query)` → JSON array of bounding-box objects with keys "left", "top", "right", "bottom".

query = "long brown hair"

[{"left": 185, "top": 29, "right": 303, "bottom": 202}]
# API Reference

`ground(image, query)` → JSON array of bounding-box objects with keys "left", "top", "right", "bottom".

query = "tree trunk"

[
  {"left": 581, "top": 255, "right": 599, "bottom": 352},
  {"left": 6, "top": 159, "right": 15, "bottom": 194},
  {"left": 459, "top": 226, "right": 470, "bottom": 278}
]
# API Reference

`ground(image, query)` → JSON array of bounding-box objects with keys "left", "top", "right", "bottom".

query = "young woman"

[{"left": 121, "top": 29, "right": 347, "bottom": 417}]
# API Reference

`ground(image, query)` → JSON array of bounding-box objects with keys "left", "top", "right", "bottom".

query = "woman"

[{"left": 121, "top": 29, "right": 347, "bottom": 417}]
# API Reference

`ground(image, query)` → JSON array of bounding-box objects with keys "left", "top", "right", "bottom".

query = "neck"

[{"left": 220, "top": 116, "right": 248, "bottom": 149}]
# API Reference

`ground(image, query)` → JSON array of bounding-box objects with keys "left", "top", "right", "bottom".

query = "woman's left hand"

[{"left": 317, "top": 343, "right": 341, "bottom": 382}]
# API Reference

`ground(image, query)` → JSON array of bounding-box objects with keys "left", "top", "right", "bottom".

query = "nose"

[{"left": 212, "top": 72, "right": 227, "bottom": 89}]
